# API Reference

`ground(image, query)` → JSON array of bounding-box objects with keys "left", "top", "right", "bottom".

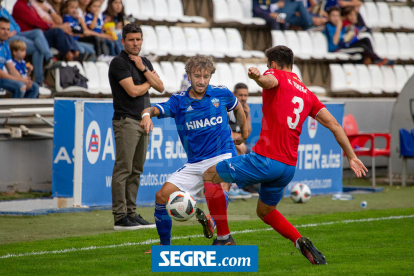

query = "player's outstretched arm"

[
  {"left": 140, "top": 106, "right": 161, "bottom": 134},
  {"left": 315, "top": 108, "right": 368, "bottom": 178},
  {"left": 233, "top": 102, "right": 249, "bottom": 144},
  {"left": 248, "top": 67, "right": 278, "bottom": 90}
]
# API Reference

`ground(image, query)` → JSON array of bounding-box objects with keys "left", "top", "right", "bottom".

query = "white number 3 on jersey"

[{"left": 287, "top": 96, "right": 304, "bottom": 129}]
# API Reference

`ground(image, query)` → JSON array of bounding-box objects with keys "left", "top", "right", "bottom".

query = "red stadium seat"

[{"left": 343, "top": 114, "right": 392, "bottom": 187}]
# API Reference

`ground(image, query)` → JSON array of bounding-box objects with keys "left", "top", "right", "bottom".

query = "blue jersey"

[
  {"left": 0, "top": 41, "right": 12, "bottom": 71},
  {"left": 63, "top": 15, "right": 82, "bottom": 40},
  {"left": 85, "top": 13, "right": 103, "bottom": 33},
  {"left": 155, "top": 85, "right": 238, "bottom": 163},
  {"left": 12, "top": 58, "right": 27, "bottom": 78}
]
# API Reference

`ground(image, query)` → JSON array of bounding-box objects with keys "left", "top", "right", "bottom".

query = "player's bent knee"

[{"left": 155, "top": 190, "right": 168, "bottom": 204}]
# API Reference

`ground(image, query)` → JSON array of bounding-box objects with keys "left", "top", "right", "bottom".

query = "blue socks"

[{"left": 154, "top": 203, "right": 172, "bottom": 245}]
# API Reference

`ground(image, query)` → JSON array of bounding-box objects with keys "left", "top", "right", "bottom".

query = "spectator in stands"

[
  {"left": 0, "top": 18, "right": 38, "bottom": 98},
  {"left": 10, "top": 40, "right": 39, "bottom": 98},
  {"left": 323, "top": 0, "right": 366, "bottom": 27},
  {"left": 78, "top": 0, "right": 90, "bottom": 18},
  {"left": 12, "top": 0, "right": 80, "bottom": 61},
  {"left": 31, "top": 0, "right": 95, "bottom": 61},
  {"left": 103, "top": 0, "right": 125, "bottom": 52},
  {"left": 62, "top": 0, "right": 113, "bottom": 62},
  {"left": 252, "top": 0, "right": 316, "bottom": 30},
  {"left": 85, "top": 0, "right": 119, "bottom": 56},
  {"left": 324, "top": 7, "right": 393, "bottom": 65},
  {"left": 0, "top": 0, "right": 59, "bottom": 87}
]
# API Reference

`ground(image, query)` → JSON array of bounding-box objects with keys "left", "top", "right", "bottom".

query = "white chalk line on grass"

[{"left": 1, "top": 214, "right": 413, "bottom": 260}]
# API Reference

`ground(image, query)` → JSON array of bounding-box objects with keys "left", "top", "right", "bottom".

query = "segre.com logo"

[{"left": 151, "top": 246, "right": 258, "bottom": 272}]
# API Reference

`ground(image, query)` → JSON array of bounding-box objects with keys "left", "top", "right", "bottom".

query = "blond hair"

[
  {"left": 185, "top": 55, "right": 216, "bottom": 76},
  {"left": 9, "top": 40, "right": 26, "bottom": 53}
]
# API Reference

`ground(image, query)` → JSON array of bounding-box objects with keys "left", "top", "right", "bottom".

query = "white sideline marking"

[{"left": 1, "top": 214, "right": 413, "bottom": 259}]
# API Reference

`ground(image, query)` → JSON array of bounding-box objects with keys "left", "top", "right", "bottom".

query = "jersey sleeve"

[
  {"left": 223, "top": 88, "right": 238, "bottom": 111},
  {"left": 263, "top": 68, "right": 279, "bottom": 80},
  {"left": 5, "top": 46, "right": 12, "bottom": 64},
  {"left": 309, "top": 93, "right": 326, "bottom": 119},
  {"left": 155, "top": 94, "right": 179, "bottom": 118},
  {"left": 109, "top": 58, "right": 131, "bottom": 82},
  {"left": 84, "top": 14, "right": 93, "bottom": 26}
]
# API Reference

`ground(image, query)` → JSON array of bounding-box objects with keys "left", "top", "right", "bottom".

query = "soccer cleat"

[
  {"left": 296, "top": 237, "right": 327, "bottom": 265},
  {"left": 212, "top": 235, "right": 236, "bottom": 245},
  {"left": 196, "top": 208, "right": 215, "bottom": 239},
  {"left": 145, "top": 244, "right": 161, "bottom": 254}
]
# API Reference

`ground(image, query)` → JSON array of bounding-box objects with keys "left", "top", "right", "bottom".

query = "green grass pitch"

[{"left": 1, "top": 183, "right": 414, "bottom": 275}]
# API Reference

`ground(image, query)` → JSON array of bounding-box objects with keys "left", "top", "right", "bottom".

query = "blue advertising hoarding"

[{"left": 52, "top": 99, "right": 76, "bottom": 197}]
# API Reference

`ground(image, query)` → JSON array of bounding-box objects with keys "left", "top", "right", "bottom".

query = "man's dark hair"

[
  {"left": 265, "top": 46, "right": 294, "bottom": 70},
  {"left": 122, "top": 23, "right": 142, "bottom": 40},
  {"left": 234, "top": 83, "right": 248, "bottom": 94},
  {"left": 0, "top": 17, "right": 10, "bottom": 24},
  {"left": 327, "top": 6, "right": 341, "bottom": 15}
]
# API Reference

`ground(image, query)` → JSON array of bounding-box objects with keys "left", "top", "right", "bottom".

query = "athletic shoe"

[
  {"left": 212, "top": 234, "right": 236, "bottom": 245},
  {"left": 131, "top": 214, "right": 156, "bottom": 229},
  {"left": 228, "top": 184, "right": 252, "bottom": 199},
  {"left": 44, "top": 58, "right": 62, "bottom": 70},
  {"left": 196, "top": 208, "right": 215, "bottom": 239},
  {"left": 296, "top": 237, "right": 327, "bottom": 265},
  {"left": 145, "top": 244, "right": 161, "bottom": 254},
  {"left": 113, "top": 215, "right": 142, "bottom": 230}
]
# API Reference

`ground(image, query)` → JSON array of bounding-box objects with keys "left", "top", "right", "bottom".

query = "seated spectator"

[
  {"left": 0, "top": 0, "right": 59, "bottom": 87},
  {"left": 103, "top": 0, "right": 126, "bottom": 52},
  {"left": 30, "top": 0, "right": 95, "bottom": 61},
  {"left": 324, "top": 0, "right": 365, "bottom": 27},
  {"left": 85, "top": 0, "right": 119, "bottom": 56},
  {"left": 12, "top": 0, "right": 80, "bottom": 61},
  {"left": 324, "top": 7, "right": 393, "bottom": 65},
  {"left": 253, "top": 0, "right": 316, "bottom": 30},
  {"left": 62, "top": 0, "right": 112, "bottom": 62},
  {"left": 0, "top": 18, "right": 38, "bottom": 98}
]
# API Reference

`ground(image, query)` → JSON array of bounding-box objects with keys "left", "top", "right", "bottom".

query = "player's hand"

[
  {"left": 129, "top": 55, "right": 145, "bottom": 71},
  {"left": 248, "top": 67, "right": 260, "bottom": 81},
  {"left": 140, "top": 116, "right": 153, "bottom": 134},
  {"left": 349, "top": 158, "right": 368, "bottom": 178},
  {"left": 233, "top": 135, "right": 245, "bottom": 146}
]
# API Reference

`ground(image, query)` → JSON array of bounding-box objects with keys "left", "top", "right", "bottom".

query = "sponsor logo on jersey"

[
  {"left": 186, "top": 116, "right": 223, "bottom": 130},
  {"left": 186, "top": 105, "right": 194, "bottom": 112},
  {"left": 212, "top": 98, "right": 220, "bottom": 108},
  {"left": 308, "top": 118, "right": 318, "bottom": 139},
  {"left": 85, "top": 121, "right": 101, "bottom": 164}
]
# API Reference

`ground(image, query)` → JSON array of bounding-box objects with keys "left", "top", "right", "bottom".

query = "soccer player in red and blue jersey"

[{"left": 202, "top": 46, "right": 368, "bottom": 264}]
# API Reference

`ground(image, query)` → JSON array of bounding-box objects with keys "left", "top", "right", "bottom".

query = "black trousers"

[
  {"left": 78, "top": 36, "right": 110, "bottom": 56},
  {"left": 348, "top": 37, "right": 381, "bottom": 62}
]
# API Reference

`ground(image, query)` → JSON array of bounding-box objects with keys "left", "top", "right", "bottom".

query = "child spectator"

[
  {"left": 324, "top": 7, "right": 393, "bottom": 65},
  {"left": 62, "top": 0, "right": 112, "bottom": 62},
  {"left": 0, "top": 37, "right": 39, "bottom": 98},
  {"left": 85, "top": 0, "right": 119, "bottom": 56},
  {"left": 103, "top": 0, "right": 125, "bottom": 52}
]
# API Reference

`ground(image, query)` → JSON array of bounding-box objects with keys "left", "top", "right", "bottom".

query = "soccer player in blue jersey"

[{"left": 140, "top": 55, "right": 249, "bottom": 252}]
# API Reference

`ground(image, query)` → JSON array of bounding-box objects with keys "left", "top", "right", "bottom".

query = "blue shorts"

[{"left": 216, "top": 152, "right": 295, "bottom": 206}]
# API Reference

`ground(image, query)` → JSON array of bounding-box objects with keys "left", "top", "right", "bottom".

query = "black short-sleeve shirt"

[{"left": 108, "top": 50, "right": 154, "bottom": 120}]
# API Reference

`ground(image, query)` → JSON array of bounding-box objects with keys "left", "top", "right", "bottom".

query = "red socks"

[
  {"left": 263, "top": 209, "right": 302, "bottom": 244},
  {"left": 204, "top": 182, "right": 230, "bottom": 236}
]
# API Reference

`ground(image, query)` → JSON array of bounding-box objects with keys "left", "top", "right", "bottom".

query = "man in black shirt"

[{"left": 108, "top": 23, "right": 164, "bottom": 230}]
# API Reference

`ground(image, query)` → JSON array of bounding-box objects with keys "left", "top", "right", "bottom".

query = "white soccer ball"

[
  {"left": 290, "top": 183, "right": 311, "bottom": 203},
  {"left": 166, "top": 191, "right": 197, "bottom": 221}
]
